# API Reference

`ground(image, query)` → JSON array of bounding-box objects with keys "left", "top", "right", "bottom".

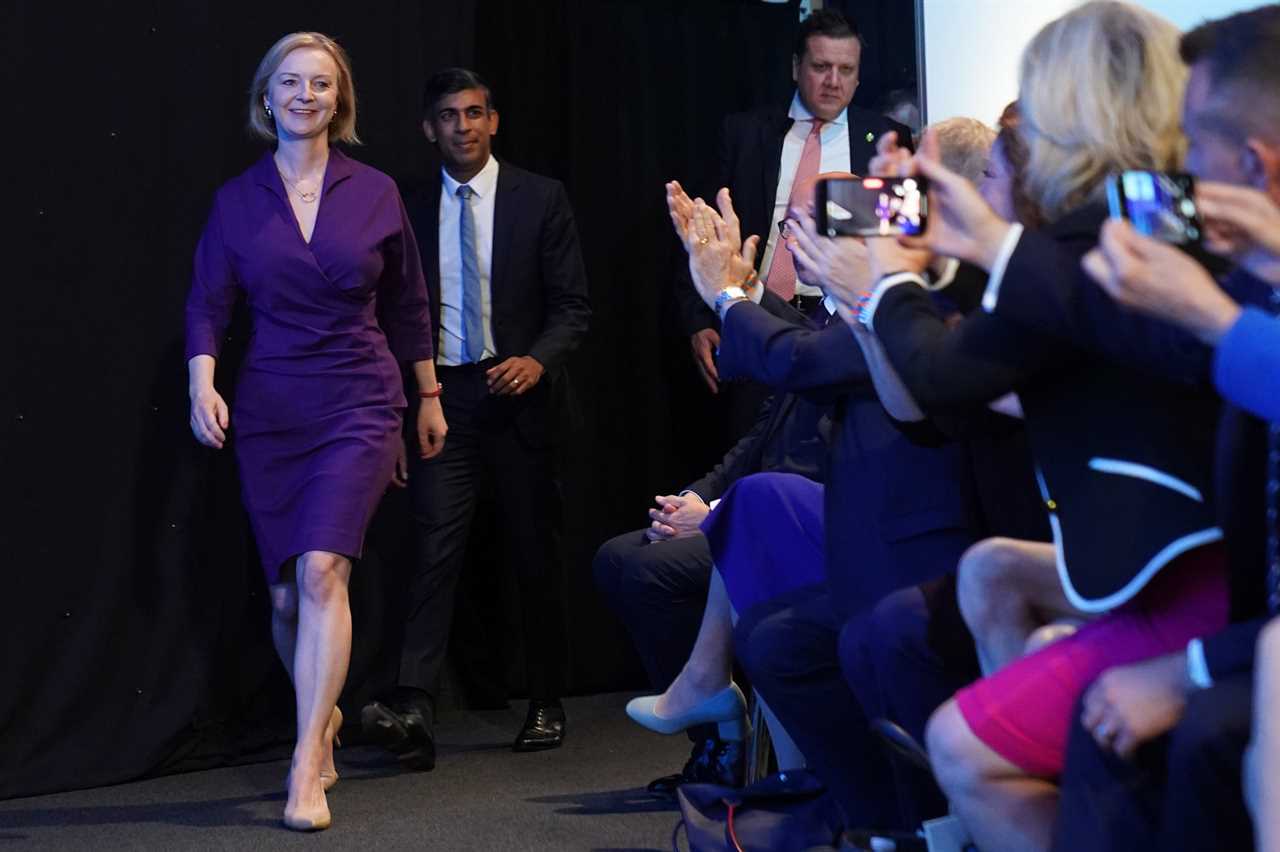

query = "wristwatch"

[{"left": 714, "top": 286, "right": 749, "bottom": 320}]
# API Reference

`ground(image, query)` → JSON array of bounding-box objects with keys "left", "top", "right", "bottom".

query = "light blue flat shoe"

[{"left": 625, "top": 683, "right": 750, "bottom": 741}]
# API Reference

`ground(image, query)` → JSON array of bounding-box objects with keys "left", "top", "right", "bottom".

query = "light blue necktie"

[{"left": 457, "top": 184, "right": 485, "bottom": 363}]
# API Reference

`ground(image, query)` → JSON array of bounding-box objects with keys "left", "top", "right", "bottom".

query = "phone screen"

[
  {"left": 1107, "top": 171, "right": 1200, "bottom": 244},
  {"left": 819, "top": 176, "right": 928, "bottom": 237}
]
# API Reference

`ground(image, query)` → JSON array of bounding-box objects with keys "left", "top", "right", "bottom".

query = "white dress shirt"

[
  {"left": 438, "top": 155, "right": 499, "bottom": 365},
  {"left": 758, "top": 93, "right": 853, "bottom": 298}
]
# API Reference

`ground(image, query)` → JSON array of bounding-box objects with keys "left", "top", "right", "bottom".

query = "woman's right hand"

[{"left": 190, "top": 388, "right": 230, "bottom": 449}]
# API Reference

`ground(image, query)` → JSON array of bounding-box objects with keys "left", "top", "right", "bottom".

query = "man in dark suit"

[
  {"left": 593, "top": 294, "right": 833, "bottom": 794},
  {"left": 362, "top": 68, "right": 590, "bottom": 765},
  {"left": 675, "top": 9, "right": 913, "bottom": 439}
]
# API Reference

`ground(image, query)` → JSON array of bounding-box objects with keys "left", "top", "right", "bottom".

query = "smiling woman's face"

[{"left": 266, "top": 47, "right": 340, "bottom": 141}]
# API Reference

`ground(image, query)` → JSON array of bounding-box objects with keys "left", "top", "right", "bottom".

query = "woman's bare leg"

[
  {"left": 270, "top": 581, "right": 340, "bottom": 787},
  {"left": 283, "top": 550, "right": 352, "bottom": 829},
  {"left": 957, "top": 538, "right": 1082, "bottom": 674},
  {"left": 653, "top": 569, "right": 735, "bottom": 717},
  {"left": 928, "top": 699, "right": 1059, "bottom": 852}
]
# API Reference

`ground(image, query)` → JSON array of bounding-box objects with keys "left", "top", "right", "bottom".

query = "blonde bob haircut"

[
  {"left": 247, "top": 31, "right": 360, "bottom": 145},
  {"left": 1018, "top": 1, "right": 1185, "bottom": 222}
]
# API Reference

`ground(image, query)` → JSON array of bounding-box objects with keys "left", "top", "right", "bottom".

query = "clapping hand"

[
  {"left": 784, "top": 207, "right": 872, "bottom": 314},
  {"left": 684, "top": 191, "right": 760, "bottom": 309},
  {"left": 1082, "top": 218, "right": 1241, "bottom": 343}
]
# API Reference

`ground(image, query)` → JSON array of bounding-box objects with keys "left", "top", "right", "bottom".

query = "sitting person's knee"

[
  {"left": 734, "top": 612, "right": 794, "bottom": 684},
  {"left": 926, "top": 700, "right": 982, "bottom": 792},
  {"left": 957, "top": 537, "right": 1027, "bottom": 625}
]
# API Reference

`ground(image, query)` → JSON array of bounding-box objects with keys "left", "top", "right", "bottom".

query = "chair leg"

[{"left": 746, "top": 691, "right": 805, "bottom": 782}]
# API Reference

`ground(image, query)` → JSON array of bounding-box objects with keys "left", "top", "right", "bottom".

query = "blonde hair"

[
  {"left": 247, "top": 32, "right": 360, "bottom": 144},
  {"left": 929, "top": 117, "right": 997, "bottom": 187},
  {"left": 1018, "top": 2, "right": 1185, "bottom": 221}
]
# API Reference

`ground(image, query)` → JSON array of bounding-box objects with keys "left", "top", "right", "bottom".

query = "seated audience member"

[
  {"left": 593, "top": 301, "right": 834, "bottom": 792},
  {"left": 638, "top": 120, "right": 1038, "bottom": 831},
  {"left": 1020, "top": 11, "right": 1280, "bottom": 849},
  {"left": 832, "top": 4, "right": 1234, "bottom": 850}
]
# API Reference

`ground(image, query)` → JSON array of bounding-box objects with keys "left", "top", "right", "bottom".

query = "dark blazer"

[
  {"left": 872, "top": 205, "right": 1222, "bottom": 613},
  {"left": 405, "top": 161, "right": 591, "bottom": 444},
  {"left": 717, "top": 299, "right": 980, "bottom": 619},
  {"left": 676, "top": 103, "right": 914, "bottom": 337},
  {"left": 685, "top": 296, "right": 833, "bottom": 501}
]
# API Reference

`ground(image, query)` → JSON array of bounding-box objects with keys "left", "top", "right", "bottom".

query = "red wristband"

[{"left": 419, "top": 384, "right": 443, "bottom": 399}]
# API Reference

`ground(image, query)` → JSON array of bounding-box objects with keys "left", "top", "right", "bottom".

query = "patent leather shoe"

[
  {"left": 360, "top": 700, "right": 436, "bottom": 771},
  {"left": 513, "top": 699, "right": 566, "bottom": 752},
  {"left": 646, "top": 736, "right": 745, "bottom": 798}
]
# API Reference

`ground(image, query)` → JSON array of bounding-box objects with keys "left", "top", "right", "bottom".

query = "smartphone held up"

[
  {"left": 816, "top": 175, "right": 929, "bottom": 238},
  {"left": 1106, "top": 170, "right": 1201, "bottom": 244}
]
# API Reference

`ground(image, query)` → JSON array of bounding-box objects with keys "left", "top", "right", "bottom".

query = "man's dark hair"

[
  {"left": 793, "top": 9, "right": 861, "bottom": 60},
  {"left": 422, "top": 67, "right": 494, "bottom": 118},
  {"left": 1181, "top": 6, "right": 1280, "bottom": 93}
]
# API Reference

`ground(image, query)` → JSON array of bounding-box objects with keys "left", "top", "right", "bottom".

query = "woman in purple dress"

[{"left": 185, "top": 32, "right": 446, "bottom": 831}]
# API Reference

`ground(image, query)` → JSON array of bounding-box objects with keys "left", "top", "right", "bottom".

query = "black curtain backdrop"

[{"left": 4, "top": 0, "right": 914, "bottom": 800}]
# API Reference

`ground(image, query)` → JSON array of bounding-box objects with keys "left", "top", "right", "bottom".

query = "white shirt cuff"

[
  {"left": 925, "top": 258, "right": 961, "bottom": 292},
  {"left": 708, "top": 498, "right": 721, "bottom": 511},
  {"left": 860, "top": 272, "right": 929, "bottom": 333},
  {"left": 1186, "top": 637, "right": 1213, "bottom": 690},
  {"left": 980, "top": 223, "right": 1026, "bottom": 313}
]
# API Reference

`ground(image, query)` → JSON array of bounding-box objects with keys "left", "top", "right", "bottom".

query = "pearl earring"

[{"left": 264, "top": 101, "right": 272, "bottom": 116}]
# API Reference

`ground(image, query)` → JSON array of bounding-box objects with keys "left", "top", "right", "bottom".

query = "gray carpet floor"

[{"left": 0, "top": 693, "right": 693, "bottom": 851}]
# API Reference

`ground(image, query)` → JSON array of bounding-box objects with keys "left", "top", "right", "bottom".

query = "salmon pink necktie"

[{"left": 766, "top": 119, "right": 824, "bottom": 301}]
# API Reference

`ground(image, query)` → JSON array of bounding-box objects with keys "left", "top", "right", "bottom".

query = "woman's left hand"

[{"left": 417, "top": 399, "right": 447, "bottom": 460}]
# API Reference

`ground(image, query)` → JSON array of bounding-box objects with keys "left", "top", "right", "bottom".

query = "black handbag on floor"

[{"left": 673, "top": 769, "right": 845, "bottom": 852}]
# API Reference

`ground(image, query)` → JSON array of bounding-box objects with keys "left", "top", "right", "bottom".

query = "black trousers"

[
  {"left": 592, "top": 529, "right": 716, "bottom": 743},
  {"left": 734, "top": 586, "right": 903, "bottom": 830},
  {"left": 1052, "top": 673, "right": 1254, "bottom": 852},
  {"left": 841, "top": 577, "right": 980, "bottom": 829},
  {"left": 399, "top": 362, "right": 568, "bottom": 704}
]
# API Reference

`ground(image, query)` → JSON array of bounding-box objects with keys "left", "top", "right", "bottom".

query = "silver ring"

[
  {"left": 698, "top": 237, "right": 709, "bottom": 245},
  {"left": 513, "top": 378, "right": 520, "bottom": 386}
]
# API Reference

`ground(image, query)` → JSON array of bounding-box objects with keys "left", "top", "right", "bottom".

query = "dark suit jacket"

[
  {"left": 685, "top": 296, "right": 833, "bottom": 501},
  {"left": 675, "top": 103, "right": 914, "bottom": 337},
  {"left": 405, "top": 161, "right": 591, "bottom": 444},
  {"left": 873, "top": 205, "right": 1222, "bottom": 612},
  {"left": 717, "top": 299, "right": 981, "bottom": 620}
]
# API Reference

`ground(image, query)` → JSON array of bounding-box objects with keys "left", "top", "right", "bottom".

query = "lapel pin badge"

[{"left": 865, "top": 131, "right": 875, "bottom": 143}]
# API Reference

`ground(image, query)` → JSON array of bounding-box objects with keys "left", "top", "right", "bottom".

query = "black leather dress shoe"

[
  {"left": 360, "top": 701, "right": 436, "bottom": 771},
  {"left": 646, "top": 737, "right": 745, "bottom": 797},
  {"left": 512, "top": 699, "right": 566, "bottom": 752}
]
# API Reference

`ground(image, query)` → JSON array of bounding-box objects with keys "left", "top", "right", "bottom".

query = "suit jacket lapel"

[
  {"left": 491, "top": 164, "right": 520, "bottom": 307},
  {"left": 421, "top": 175, "right": 444, "bottom": 338},
  {"left": 760, "top": 110, "right": 792, "bottom": 229}
]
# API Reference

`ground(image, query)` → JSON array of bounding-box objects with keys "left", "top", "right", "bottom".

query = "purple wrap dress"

[{"left": 185, "top": 149, "right": 434, "bottom": 584}]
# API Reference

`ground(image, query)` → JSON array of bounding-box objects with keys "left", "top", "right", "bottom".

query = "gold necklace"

[{"left": 278, "top": 169, "right": 320, "bottom": 203}]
